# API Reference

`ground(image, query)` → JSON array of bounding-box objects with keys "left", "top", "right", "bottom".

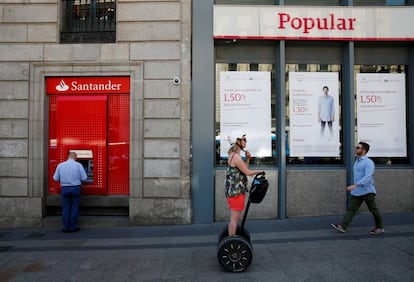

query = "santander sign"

[{"left": 46, "top": 77, "right": 130, "bottom": 95}]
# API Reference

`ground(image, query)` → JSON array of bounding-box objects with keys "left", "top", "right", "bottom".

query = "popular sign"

[
  {"left": 214, "top": 6, "right": 414, "bottom": 41},
  {"left": 278, "top": 12, "right": 356, "bottom": 34},
  {"left": 46, "top": 77, "right": 130, "bottom": 94}
]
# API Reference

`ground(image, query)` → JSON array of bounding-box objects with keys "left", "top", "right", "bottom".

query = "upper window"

[
  {"left": 215, "top": 0, "right": 414, "bottom": 5},
  {"left": 215, "top": 0, "right": 341, "bottom": 4},
  {"left": 353, "top": 0, "right": 406, "bottom": 5},
  {"left": 285, "top": 0, "right": 341, "bottom": 4},
  {"left": 215, "top": 0, "right": 276, "bottom": 4},
  {"left": 61, "top": 0, "right": 116, "bottom": 43}
]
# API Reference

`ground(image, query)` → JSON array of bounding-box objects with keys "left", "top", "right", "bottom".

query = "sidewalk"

[{"left": 1, "top": 212, "right": 413, "bottom": 282}]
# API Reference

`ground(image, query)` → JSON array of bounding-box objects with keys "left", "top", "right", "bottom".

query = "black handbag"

[{"left": 249, "top": 172, "right": 268, "bottom": 204}]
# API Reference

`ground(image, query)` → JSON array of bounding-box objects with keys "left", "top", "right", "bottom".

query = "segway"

[{"left": 217, "top": 172, "right": 269, "bottom": 272}]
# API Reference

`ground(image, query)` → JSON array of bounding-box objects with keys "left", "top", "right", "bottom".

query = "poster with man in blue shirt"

[
  {"left": 331, "top": 142, "right": 385, "bottom": 235},
  {"left": 53, "top": 152, "right": 87, "bottom": 233}
]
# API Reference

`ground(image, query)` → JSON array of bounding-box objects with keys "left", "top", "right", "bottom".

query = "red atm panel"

[
  {"left": 47, "top": 76, "right": 130, "bottom": 196},
  {"left": 49, "top": 96, "right": 108, "bottom": 195},
  {"left": 107, "top": 94, "right": 130, "bottom": 195}
]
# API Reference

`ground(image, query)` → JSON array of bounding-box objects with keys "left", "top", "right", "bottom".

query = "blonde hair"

[{"left": 227, "top": 143, "right": 239, "bottom": 155}]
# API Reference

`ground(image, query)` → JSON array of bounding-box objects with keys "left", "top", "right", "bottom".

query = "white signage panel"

[
  {"left": 220, "top": 72, "right": 272, "bottom": 158},
  {"left": 214, "top": 6, "right": 414, "bottom": 41},
  {"left": 289, "top": 72, "right": 340, "bottom": 157},
  {"left": 356, "top": 73, "right": 407, "bottom": 157}
]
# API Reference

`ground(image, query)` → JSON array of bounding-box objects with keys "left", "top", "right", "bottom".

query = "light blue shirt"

[
  {"left": 351, "top": 155, "right": 377, "bottom": 196},
  {"left": 53, "top": 159, "right": 87, "bottom": 186},
  {"left": 318, "top": 95, "right": 335, "bottom": 122}
]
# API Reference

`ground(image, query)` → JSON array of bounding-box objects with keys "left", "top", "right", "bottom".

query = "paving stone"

[{"left": 0, "top": 213, "right": 412, "bottom": 281}]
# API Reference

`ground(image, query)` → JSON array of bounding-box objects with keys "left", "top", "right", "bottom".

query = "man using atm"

[{"left": 53, "top": 152, "right": 87, "bottom": 233}]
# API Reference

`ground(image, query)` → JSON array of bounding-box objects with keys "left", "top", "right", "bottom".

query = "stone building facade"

[
  {"left": 0, "top": 0, "right": 192, "bottom": 227},
  {"left": 1, "top": 0, "right": 413, "bottom": 229}
]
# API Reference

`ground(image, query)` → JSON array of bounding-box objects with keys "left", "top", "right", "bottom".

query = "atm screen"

[
  {"left": 70, "top": 150, "right": 94, "bottom": 183},
  {"left": 77, "top": 159, "right": 94, "bottom": 183}
]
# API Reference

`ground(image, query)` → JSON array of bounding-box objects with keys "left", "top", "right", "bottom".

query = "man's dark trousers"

[
  {"left": 342, "top": 193, "right": 383, "bottom": 229},
  {"left": 61, "top": 185, "right": 81, "bottom": 231}
]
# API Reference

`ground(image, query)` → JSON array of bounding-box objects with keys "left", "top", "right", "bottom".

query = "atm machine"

[
  {"left": 47, "top": 76, "right": 130, "bottom": 199},
  {"left": 48, "top": 95, "right": 108, "bottom": 195},
  {"left": 69, "top": 149, "right": 94, "bottom": 183}
]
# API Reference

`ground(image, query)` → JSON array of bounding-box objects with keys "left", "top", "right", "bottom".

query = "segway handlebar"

[{"left": 255, "top": 171, "right": 265, "bottom": 177}]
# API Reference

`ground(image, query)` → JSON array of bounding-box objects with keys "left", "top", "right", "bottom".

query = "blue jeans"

[{"left": 61, "top": 185, "right": 81, "bottom": 231}]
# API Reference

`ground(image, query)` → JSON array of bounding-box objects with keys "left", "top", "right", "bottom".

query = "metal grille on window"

[{"left": 61, "top": 0, "right": 116, "bottom": 43}]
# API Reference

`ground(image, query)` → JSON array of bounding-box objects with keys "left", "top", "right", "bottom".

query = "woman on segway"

[{"left": 225, "top": 131, "right": 263, "bottom": 236}]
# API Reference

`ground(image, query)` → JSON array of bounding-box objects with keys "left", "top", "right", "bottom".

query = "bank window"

[
  {"left": 353, "top": 0, "right": 406, "bottom": 5},
  {"left": 215, "top": 63, "right": 276, "bottom": 166},
  {"left": 215, "top": 0, "right": 276, "bottom": 4},
  {"left": 61, "top": 0, "right": 116, "bottom": 43},
  {"left": 215, "top": 0, "right": 342, "bottom": 4},
  {"left": 285, "top": 0, "right": 341, "bottom": 5},
  {"left": 354, "top": 65, "right": 409, "bottom": 165},
  {"left": 286, "top": 64, "right": 343, "bottom": 165},
  {"left": 215, "top": 0, "right": 413, "bottom": 6}
]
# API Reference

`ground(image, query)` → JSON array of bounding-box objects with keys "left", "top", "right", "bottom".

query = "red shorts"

[{"left": 227, "top": 194, "right": 246, "bottom": 211}]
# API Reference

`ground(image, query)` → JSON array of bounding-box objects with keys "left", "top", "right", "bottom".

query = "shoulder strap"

[{"left": 228, "top": 153, "right": 235, "bottom": 167}]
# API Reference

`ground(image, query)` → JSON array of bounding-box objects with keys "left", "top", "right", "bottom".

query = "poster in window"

[
  {"left": 356, "top": 73, "right": 407, "bottom": 157},
  {"left": 289, "top": 72, "right": 340, "bottom": 157},
  {"left": 220, "top": 71, "right": 272, "bottom": 158}
]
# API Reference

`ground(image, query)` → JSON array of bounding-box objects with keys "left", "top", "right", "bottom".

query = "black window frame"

[{"left": 61, "top": 0, "right": 116, "bottom": 44}]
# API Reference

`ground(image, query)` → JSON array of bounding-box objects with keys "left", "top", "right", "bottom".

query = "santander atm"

[{"left": 46, "top": 77, "right": 130, "bottom": 196}]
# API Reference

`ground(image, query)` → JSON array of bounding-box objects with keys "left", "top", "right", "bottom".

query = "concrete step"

[{"left": 42, "top": 215, "right": 130, "bottom": 228}]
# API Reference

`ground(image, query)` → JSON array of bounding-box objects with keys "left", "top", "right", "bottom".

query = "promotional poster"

[
  {"left": 356, "top": 73, "right": 407, "bottom": 157},
  {"left": 289, "top": 72, "right": 340, "bottom": 157},
  {"left": 220, "top": 71, "right": 272, "bottom": 157}
]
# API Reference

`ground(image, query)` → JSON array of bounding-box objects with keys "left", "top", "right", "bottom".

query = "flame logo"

[{"left": 56, "top": 79, "right": 69, "bottom": 91}]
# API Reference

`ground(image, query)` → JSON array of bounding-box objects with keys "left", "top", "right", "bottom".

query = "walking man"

[
  {"left": 331, "top": 142, "right": 385, "bottom": 235},
  {"left": 53, "top": 152, "right": 87, "bottom": 233}
]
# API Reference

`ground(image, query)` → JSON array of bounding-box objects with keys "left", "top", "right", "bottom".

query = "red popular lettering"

[
  {"left": 278, "top": 12, "right": 356, "bottom": 34},
  {"left": 279, "top": 12, "right": 291, "bottom": 29}
]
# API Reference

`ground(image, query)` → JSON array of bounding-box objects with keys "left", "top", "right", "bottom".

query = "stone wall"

[
  {"left": 215, "top": 170, "right": 278, "bottom": 221},
  {"left": 215, "top": 168, "right": 414, "bottom": 220},
  {"left": 0, "top": 0, "right": 192, "bottom": 227},
  {"left": 287, "top": 170, "right": 347, "bottom": 217}
]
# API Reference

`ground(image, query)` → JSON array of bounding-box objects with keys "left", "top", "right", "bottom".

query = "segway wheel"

[
  {"left": 217, "top": 236, "right": 253, "bottom": 272},
  {"left": 217, "top": 225, "right": 251, "bottom": 243}
]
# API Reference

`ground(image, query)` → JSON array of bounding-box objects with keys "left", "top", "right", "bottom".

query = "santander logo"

[
  {"left": 56, "top": 79, "right": 69, "bottom": 92},
  {"left": 46, "top": 77, "right": 130, "bottom": 95}
]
